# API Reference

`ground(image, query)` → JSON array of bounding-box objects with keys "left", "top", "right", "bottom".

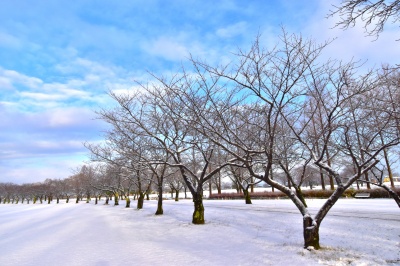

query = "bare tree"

[
  {"left": 229, "top": 164, "right": 261, "bottom": 204},
  {"left": 193, "top": 31, "right": 399, "bottom": 249},
  {"left": 167, "top": 170, "right": 185, "bottom": 201},
  {"left": 102, "top": 73, "right": 234, "bottom": 224},
  {"left": 53, "top": 179, "right": 72, "bottom": 204},
  {"left": 378, "top": 69, "right": 400, "bottom": 187},
  {"left": 329, "top": 0, "right": 400, "bottom": 39}
]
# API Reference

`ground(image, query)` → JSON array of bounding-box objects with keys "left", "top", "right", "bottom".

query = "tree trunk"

[
  {"left": 75, "top": 196, "right": 79, "bottom": 204},
  {"left": 244, "top": 189, "right": 252, "bottom": 204},
  {"left": 66, "top": 196, "right": 70, "bottom": 203},
  {"left": 319, "top": 172, "right": 325, "bottom": 190},
  {"left": 303, "top": 215, "right": 320, "bottom": 249},
  {"left": 192, "top": 193, "right": 205, "bottom": 224},
  {"left": 57, "top": 197, "right": 60, "bottom": 204},
  {"left": 217, "top": 173, "right": 222, "bottom": 194},
  {"left": 155, "top": 186, "right": 163, "bottom": 215},
  {"left": 364, "top": 172, "right": 371, "bottom": 189},
  {"left": 269, "top": 168, "right": 275, "bottom": 193},
  {"left": 175, "top": 190, "right": 179, "bottom": 202},
  {"left": 105, "top": 196, "right": 109, "bottom": 205},
  {"left": 95, "top": 197, "right": 98, "bottom": 205},
  {"left": 125, "top": 196, "right": 131, "bottom": 208},
  {"left": 137, "top": 192, "right": 144, "bottom": 209},
  {"left": 114, "top": 193, "right": 119, "bottom": 206},
  {"left": 383, "top": 148, "right": 395, "bottom": 188},
  {"left": 325, "top": 149, "right": 335, "bottom": 190}
]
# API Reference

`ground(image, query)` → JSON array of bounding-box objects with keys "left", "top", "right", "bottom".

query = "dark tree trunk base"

[
  {"left": 155, "top": 204, "right": 163, "bottom": 215},
  {"left": 303, "top": 215, "right": 320, "bottom": 249},
  {"left": 114, "top": 194, "right": 119, "bottom": 206},
  {"left": 137, "top": 193, "right": 144, "bottom": 209},
  {"left": 155, "top": 194, "right": 163, "bottom": 215},
  {"left": 244, "top": 190, "right": 252, "bottom": 204},
  {"left": 192, "top": 195, "right": 205, "bottom": 224}
]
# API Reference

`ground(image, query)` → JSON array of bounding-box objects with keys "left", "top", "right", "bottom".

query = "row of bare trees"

[
  {"left": 1, "top": 31, "right": 399, "bottom": 250},
  {"left": 0, "top": 163, "right": 186, "bottom": 208},
  {"left": 0, "top": 175, "right": 83, "bottom": 205},
  {"left": 87, "top": 31, "right": 399, "bottom": 249}
]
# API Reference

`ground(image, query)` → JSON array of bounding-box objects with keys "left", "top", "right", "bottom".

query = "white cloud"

[
  {"left": 42, "top": 83, "right": 90, "bottom": 98},
  {"left": 110, "top": 85, "right": 140, "bottom": 96},
  {"left": 0, "top": 62, "right": 125, "bottom": 112},
  {"left": 19, "top": 92, "right": 67, "bottom": 101},
  {"left": 0, "top": 154, "right": 87, "bottom": 183},
  {"left": 0, "top": 76, "right": 13, "bottom": 90},
  {"left": 144, "top": 36, "right": 189, "bottom": 61},
  {"left": 0, "top": 101, "right": 17, "bottom": 107},
  {"left": 32, "top": 140, "right": 83, "bottom": 150},
  {"left": 0, "top": 32, "right": 22, "bottom": 49},
  {"left": 55, "top": 57, "right": 119, "bottom": 78},
  {"left": 0, "top": 68, "right": 43, "bottom": 90},
  {"left": 45, "top": 107, "right": 96, "bottom": 127},
  {"left": 216, "top": 21, "right": 248, "bottom": 38}
]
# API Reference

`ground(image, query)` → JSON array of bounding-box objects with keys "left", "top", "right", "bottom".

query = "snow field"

[{"left": 0, "top": 198, "right": 399, "bottom": 265}]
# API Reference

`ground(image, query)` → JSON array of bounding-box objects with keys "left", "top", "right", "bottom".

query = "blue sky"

[{"left": 1, "top": 0, "right": 399, "bottom": 184}]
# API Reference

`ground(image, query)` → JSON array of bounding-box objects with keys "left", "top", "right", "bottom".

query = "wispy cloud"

[
  {"left": 0, "top": 68, "right": 43, "bottom": 90},
  {"left": 0, "top": 32, "right": 22, "bottom": 49},
  {"left": 144, "top": 36, "right": 190, "bottom": 61},
  {"left": 216, "top": 21, "right": 248, "bottom": 38}
]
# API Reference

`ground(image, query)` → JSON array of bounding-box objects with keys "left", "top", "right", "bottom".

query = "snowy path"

[{"left": 0, "top": 199, "right": 399, "bottom": 265}]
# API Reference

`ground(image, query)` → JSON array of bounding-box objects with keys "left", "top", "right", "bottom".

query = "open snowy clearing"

[{"left": 0, "top": 199, "right": 399, "bottom": 266}]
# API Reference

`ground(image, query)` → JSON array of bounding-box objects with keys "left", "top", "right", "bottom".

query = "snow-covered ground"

[{"left": 0, "top": 198, "right": 399, "bottom": 266}]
